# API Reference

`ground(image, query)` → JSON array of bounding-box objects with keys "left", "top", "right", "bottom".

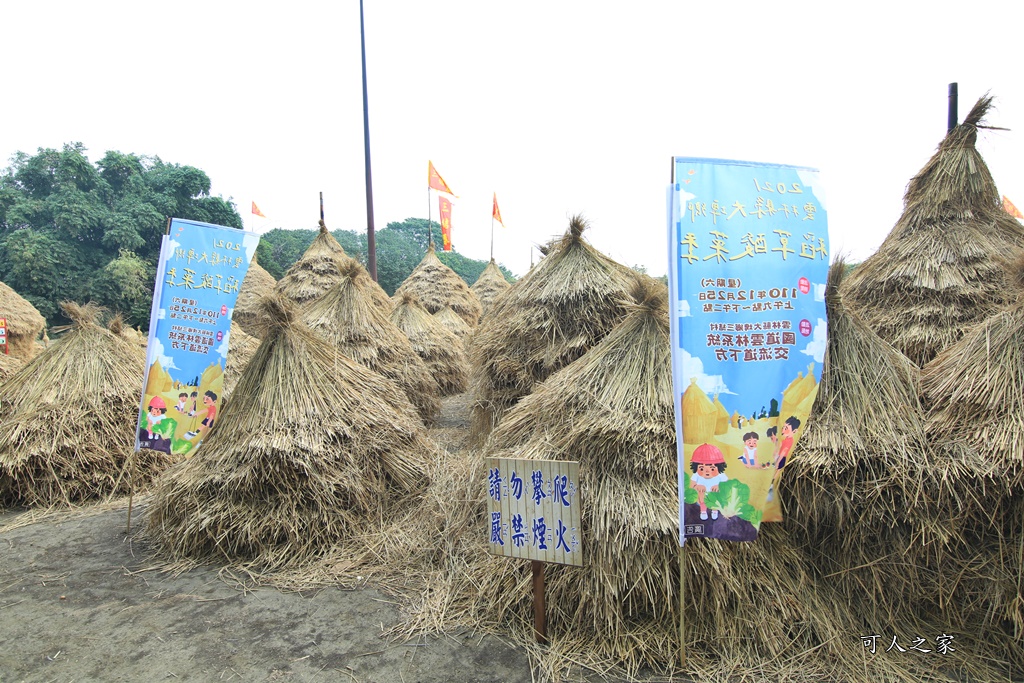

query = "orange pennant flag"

[
  {"left": 439, "top": 196, "right": 453, "bottom": 252},
  {"left": 1003, "top": 195, "right": 1024, "bottom": 219},
  {"left": 251, "top": 201, "right": 267, "bottom": 218},
  {"left": 492, "top": 193, "right": 504, "bottom": 227},
  {"left": 428, "top": 161, "right": 455, "bottom": 195}
]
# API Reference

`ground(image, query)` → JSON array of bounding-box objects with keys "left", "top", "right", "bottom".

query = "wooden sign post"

[{"left": 486, "top": 457, "right": 582, "bottom": 644}]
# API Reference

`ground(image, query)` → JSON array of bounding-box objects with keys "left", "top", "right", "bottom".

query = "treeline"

[
  {"left": 258, "top": 217, "right": 515, "bottom": 296},
  {"left": 0, "top": 144, "right": 514, "bottom": 330}
]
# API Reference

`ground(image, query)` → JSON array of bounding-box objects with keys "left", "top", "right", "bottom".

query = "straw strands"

[
  {"left": 0, "top": 302, "right": 172, "bottom": 508},
  {"left": 390, "top": 292, "right": 468, "bottom": 396},
  {"left": 468, "top": 215, "right": 640, "bottom": 440},
  {"left": 433, "top": 306, "right": 471, "bottom": 340},
  {"left": 0, "top": 280, "right": 45, "bottom": 360},
  {"left": 393, "top": 244, "right": 482, "bottom": 327},
  {"left": 145, "top": 294, "right": 436, "bottom": 570},
  {"left": 842, "top": 95, "right": 1024, "bottom": 366},
  {"left": 0, "top": 352, "right": 24, "bottom": 383},
  {"left": 470, "top": 259, "right": 511, "bottom": 317},
  {"left": 222, "top": 321, "right": 262, "bottom": 402},
  {"left": 233, "top": 256, "right": 277, "bottom": 337},
  {"left": 274, "top": 220, "right": 392, "bottom": 311},
  {"left": 301, "top": 263, "right": 441, "bottom": 424}
]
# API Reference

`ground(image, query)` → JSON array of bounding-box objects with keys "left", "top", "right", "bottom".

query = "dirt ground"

[{"left": 0, "top": 394, "right": 540, "bottom": 683}]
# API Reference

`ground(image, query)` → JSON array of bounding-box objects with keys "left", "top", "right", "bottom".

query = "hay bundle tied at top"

[
  {"left": 432, "top": 305, "right": 471, "bottom": 339},
  {"left": 393, "top": 243, "right": 482, "bottom": 327},
  {"left": 390, "top": 292, "right": 468, "bottom": 396},
  {"left": 301, "top": 262, "right": 441, "bottom": 424},
  {"left": 146, "top": 294, "right": 436, "bottom": 570},
  {"left": 274, "top": 220, "right": 392, "bottom": 311},
  {"left": 233, "top": 255, "right": 277, "bottom": 337},
  {"left": 468, "top": 215, "right": 640, "bottom": 440},
  {"left": 0, "top": 280, "right": 46, "bottom": 361},
  {"left": 390, "top": 280, "right": 942, "bottom": 682},
  {"left": 0, "top": 302, "right": 172, "bottom": 507},
  {"left": 470, "top": 259, "right": 511, "bottom": 317},
  {"left": 221, "top": 321, "right": 262, "bottom": 401},
  {"left": 842, "top": 94, "right": 1024, "bottom": 366}
]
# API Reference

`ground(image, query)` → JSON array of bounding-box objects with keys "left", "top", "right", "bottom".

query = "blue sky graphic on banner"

[
  {"left": 136, "top": 218, "right": 260, "bottom": 457},
  {"left": 667, "top": 158, "right": 829, "bottom": 544}
]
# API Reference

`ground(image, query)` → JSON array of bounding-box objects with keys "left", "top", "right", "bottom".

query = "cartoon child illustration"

[
  {"left": 739, "top": 431, "right": 759, "bottom": 468},
  {"left": 690, "top": 443, "right": 728, "bottom": 521},
  {"left": 186, "top": 390, "right": 218, "bottom": 441},
  {"left": 187, "top": 390, "right": 199, "bottom": 417},
  {"left": 146, "top": 396, "right": 167, "bottom": 440},
  {"left": 174, "top": 392, "right": 188, "bottom": 413},
  {"left": 766, "top": 417, "right": 800, "bottom": 501}
]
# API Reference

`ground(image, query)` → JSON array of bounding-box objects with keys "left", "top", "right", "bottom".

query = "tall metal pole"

[
  {"left": 360, "top": 0, "right": 377, "bottom": 281},
  {"left": 947, "top": 83, "right": 958, "bottom": 133}
]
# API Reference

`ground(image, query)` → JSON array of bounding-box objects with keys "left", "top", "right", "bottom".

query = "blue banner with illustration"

[
  {"left": 135, "top": 218, "right": 260, "bottom": 457},
  {"left": 667, "top": 158, "right": 829, "bottom": 544}
]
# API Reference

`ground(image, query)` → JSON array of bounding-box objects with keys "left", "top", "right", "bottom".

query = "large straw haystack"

[
  {"left": 393, "top": 244, "right": 482, "bottom": 326},
  {"left": 842, "top": 95, "right": 1024, "bottom": 366},
  {"left": 146, "top": 294, "right": 436, "bottom": 570},
  {"left": 233, "top": 255, "right": 277, "bottom": 336},
  {"left": 0, "top": 280, "right": 46, "bottom": 361},
  {"left": 433, "top": 305, "right": 471, "bottom": 340},
  {"left": 373, "top": 281, "right": 960, "bottom": 682},
  {"left": 0, "top": 303, "right": 172, "bottom": 507},
  {"left": 275, "top": 221, "right": 391, "bottom": 311},
  {"left": 389, "top": 292, "right": 468, "bottom": 396},
  {"left": 469, "top": 215, "right": 640, "bottom": 439},
  {"left": 222, "top": 321, "right": 261, "bottom": 401},
  {"left": 301, "top": 262, "right": 440, "bottom": 424},
  {"left": 470, "top": 259, "right": 511, "bottom": 317}
]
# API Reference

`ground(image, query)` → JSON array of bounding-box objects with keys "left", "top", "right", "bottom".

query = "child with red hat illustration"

[
  {"left": 690, "top": 443, "right": 728, "bottom": 520},
  {"left": 146, "top": 395, "right": 167, "bottom": 440}
]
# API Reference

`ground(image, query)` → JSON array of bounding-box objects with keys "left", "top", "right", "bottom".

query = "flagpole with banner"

[
  {"left": 491, "top": 192, "right": 505, "bottom": 261},
  {"left": 428, "top": 161, "right": 455, "bottom": 251},
  {"left": 439, "top": 195, "right": 453, "bottom": 251}
]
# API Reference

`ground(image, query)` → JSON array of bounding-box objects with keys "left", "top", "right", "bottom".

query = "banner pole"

[
  {"left": 679, "top": 544, "right": 686, "bottom": 666},
  {"left": 532, "top": 560, "right": 548, "bottom": 644},
  {"left": 427, "top": 187, "right": 433, "bottom": 250},
  {"left": 490, "top": 216, "right": 495, "bottom": 261}
]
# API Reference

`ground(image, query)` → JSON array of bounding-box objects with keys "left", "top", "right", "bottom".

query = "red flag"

[
  {"left": 1004, "top": 195, "right": 1024, "bottom": 219},
  {"left": 251, "top": 201, "right": 267, "bottom": 218},
  {"left": 492, "top": 193, "right": 504, "bottom": 227},
  {"left": 439, "top": 196, "right": 453, "bottom": 252},
  {"left": 428, "top": 161, "right": 455, "bottom": 195}
]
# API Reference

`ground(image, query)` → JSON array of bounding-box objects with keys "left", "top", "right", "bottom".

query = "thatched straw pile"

[
  {"left": 470, "top": 259, "right": 511, "bottom": 316},
  {"left": 0, "top": 280, "right": 45, "bottom": 360},
  {"left": 0, "top": 352, "right": 24, "bottom": 383},
  {"left": 145, "top": 294, "right": 436, "bottom": 570},
  {"left": 301, "top": 262, "right": 441, "bottom": 424},
  {"left": 0, "top": 302, "right": 173, "bottom": 508},
  {"left": 389, "top": 292, "right": 468, "bottom": 396},
  {"left": 842, "top": 95, "right": 1024, "bottom": 366},
  {"left": 468, "top": 215, "right": 640, "bottom": 439},
  {"left": 433, "top": 305, "right": 471, "bottom": 340},
  {"left": 233, "top": 255, "right": 277, "bottom": 336},
  {"left": 222, "top": 321, "right": 261, "bottom": 401},
  {"left": 354, "top": 280, "right": 966, "bottom": 682},
  {"left": 275, "top": 220, "right": 391, "bottom": 311},
  {"left": 393, "top": 244, "right": 482, "bottom": 326}
]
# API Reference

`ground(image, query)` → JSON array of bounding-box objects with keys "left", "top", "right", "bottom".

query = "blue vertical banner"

[
  {"left": 136, "top": 218, "right": 260, "bottom": 457},
  {"left": 667, "top": 158, "right": 829, "bottom": 543}
]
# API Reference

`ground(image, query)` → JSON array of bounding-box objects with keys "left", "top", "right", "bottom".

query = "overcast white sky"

[{"left": 3, "top": 1, "right": 1022, "bottom": 277}]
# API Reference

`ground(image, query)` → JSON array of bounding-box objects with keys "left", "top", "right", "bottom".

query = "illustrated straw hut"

[
  {"left": 842, "top": 95, "right": 1024, "bottom": 366},
  {"left": 0, "top": 302, "right": 172, "bottom": 507},
  {"left": 468, "top": 215, "right": 640, "bottom": 439},
  {"left": 470, "top": 259, "right": 511, "bottom": 317},
  {"left": 389, "top": 292, "right": 468, "bottom": 396},
  {"left": 145, "top": 294, "right": 435, "bottom": 570},
  {"left": 301, "top": 262, "right": 441, "bottom": 424},
  {"left": 433, "top": 305, "right": 471, "bottom": 340},
  {"left": 384, "top": 280, "right": 952, "bottom": 682},
  {"left": 274, "top": 220, "right": 391, "bottom": 311},
  {"left": 393, "top": 243, "right": 482, "bottom": 327},
  {"left": 0, "top": 280, "right": 45, "bottom": 361},
  {"left": 233, "top": 255, "right": 277, "bottom": 337}
]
